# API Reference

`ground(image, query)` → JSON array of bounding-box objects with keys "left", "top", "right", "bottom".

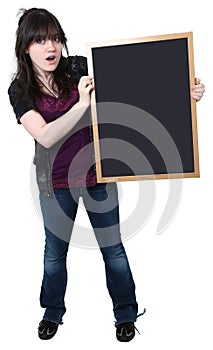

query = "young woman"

[{"left": 8, "top": 7, "right": 205, "bottom": 342}]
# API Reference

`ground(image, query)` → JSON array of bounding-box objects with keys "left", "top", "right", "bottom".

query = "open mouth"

[{"left": 46, "top": 55, "right": 56, "bottom": 62}]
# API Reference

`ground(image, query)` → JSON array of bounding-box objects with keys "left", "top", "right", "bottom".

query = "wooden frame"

[{"left": 87, "top": 32, "right": 199, "bottom": 183}]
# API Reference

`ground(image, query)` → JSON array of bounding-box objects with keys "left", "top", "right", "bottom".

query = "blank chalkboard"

[{"left": 87, "top": 32, "right": 199, "bottom": 182}]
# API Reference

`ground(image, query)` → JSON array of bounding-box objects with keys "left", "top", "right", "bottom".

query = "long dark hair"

[{"left": 14, "top": 8, "right": 73, "bottom": 100}]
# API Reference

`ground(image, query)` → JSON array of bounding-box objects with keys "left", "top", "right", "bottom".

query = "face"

[{"left": 26, "top": 33, "right": 63, "bottom": 78}]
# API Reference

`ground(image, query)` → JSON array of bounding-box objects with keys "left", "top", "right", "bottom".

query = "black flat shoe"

[
  {"left": 38, "top": 319, "right": 59, "bottom": 340},
  {"left": 116, "top": 322, "right": 135, "bottom": 342}
]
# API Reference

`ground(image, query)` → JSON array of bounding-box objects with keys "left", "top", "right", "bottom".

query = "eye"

[
  {"left": 35, "top": 36, "right": 45, "bottom": 44},
  {"left": 53, "top": 35, "right": 61, "bottom": 43}
]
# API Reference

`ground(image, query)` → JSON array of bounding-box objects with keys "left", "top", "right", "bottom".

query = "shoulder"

[
  {"left": 8, "top": 79, "right": 18, "bottom": 97},
  {"left": 8, "top": 79, "right": 23, "bottom": 108},
  {"left": 68, "top": 55, "right": 88, "bottom": 83},
  {"left": 8, "top": 79, "right": 28, "bottom": 101},
  {"left": 8, "top": 79, "right": 37, "bottom": 124}
]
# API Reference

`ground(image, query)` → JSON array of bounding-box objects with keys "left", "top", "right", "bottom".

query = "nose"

[{"left": 46, "top": 40, "right": 56, "bottom": 51}]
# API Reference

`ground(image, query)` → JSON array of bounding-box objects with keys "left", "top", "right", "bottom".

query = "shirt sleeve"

[
  {"left": 69, "top": 55, "right": 88, "bottom": 84},
  {"left": 8, "top": 82, "right": 38, "bottom": 124}
]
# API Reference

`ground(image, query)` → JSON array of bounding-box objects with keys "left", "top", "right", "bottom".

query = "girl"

[{"left": 8, "top": 7, "right": 205, "bottom": 342}]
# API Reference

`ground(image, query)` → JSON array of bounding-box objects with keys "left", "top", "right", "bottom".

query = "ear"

[{"left": 25, "top": 48, "right": 29, "bottom": 54}]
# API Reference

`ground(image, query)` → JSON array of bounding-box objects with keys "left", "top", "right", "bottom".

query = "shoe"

[
  {"left": 116, "top": 322, "right": 135, "bottom": 342},
  {"left": 38, "top": 319, "right": 59, "bottom": 340}
]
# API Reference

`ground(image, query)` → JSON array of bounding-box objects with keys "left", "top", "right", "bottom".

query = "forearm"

[
  {"left": 38, "top": 101, "right": 89, "bottom": 148},
  {"left": 19, "top": 76, "right": 94, "bottom": 148}
]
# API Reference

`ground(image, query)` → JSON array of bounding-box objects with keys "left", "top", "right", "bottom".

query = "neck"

[
  {"left": 33, "top": 63, "right": 53, "bottom": 82},
  {"left": 37, "top": 73, "right": 52, "bottom": 84},
  {"left": 36, "top": 76, "right": 58, "bottom": 98}
]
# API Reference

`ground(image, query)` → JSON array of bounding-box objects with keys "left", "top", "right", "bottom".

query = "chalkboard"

[{"left": 87, "top": 32, "right": 199, "bottom": 182}]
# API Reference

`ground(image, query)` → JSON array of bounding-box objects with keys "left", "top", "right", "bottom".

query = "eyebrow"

[
  {"left": 34, "top": 32, "right": 60, "bottom": 40},
  {"left": 50, "top": 33, "right": 60, "bottom": 39}
]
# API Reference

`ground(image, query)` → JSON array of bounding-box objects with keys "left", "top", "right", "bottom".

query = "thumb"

[{"left": 195, "top": 77, "right": 201, "bottom": 85}]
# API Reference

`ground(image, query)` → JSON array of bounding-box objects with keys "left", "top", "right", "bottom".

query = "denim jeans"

[{"left": 39, "top": 182, "right": 138, "bottom": 326}]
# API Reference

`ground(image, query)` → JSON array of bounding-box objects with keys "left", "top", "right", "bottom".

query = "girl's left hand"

[{"left": 191, "top": 78, "right": 205, "bottom": 102}]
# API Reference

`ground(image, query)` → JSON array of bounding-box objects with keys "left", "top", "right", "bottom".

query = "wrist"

[{"left": 78, "top": 99, "right": 90, "bottom": 110}]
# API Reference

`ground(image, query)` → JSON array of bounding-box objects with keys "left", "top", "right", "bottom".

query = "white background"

[{"left": 1, "top": 0, "right": 212, "bottom": 349}]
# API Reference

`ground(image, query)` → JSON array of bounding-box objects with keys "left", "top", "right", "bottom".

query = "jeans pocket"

[{"left": 87, "top": 182, "right": 118, "bottom": 204}]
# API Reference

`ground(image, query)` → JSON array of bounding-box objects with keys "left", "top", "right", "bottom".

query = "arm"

[{"left": 20, "top": 76, "right": 93, "bottom": 148}]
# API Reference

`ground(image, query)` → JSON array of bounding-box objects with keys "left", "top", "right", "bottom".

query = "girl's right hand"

[{"left": 78, "top": 76, "right": 94, "bottom": 106}]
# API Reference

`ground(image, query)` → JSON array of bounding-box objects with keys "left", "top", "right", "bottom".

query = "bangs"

[{"left": 25, "top": 13, "right": 66, "bottom": 46}]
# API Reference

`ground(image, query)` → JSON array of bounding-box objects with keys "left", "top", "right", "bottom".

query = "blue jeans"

[{"left": 39, "top": 182, "right": 138, "bottom": 326}]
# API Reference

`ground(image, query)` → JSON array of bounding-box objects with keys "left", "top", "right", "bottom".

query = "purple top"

[{"left": 36, "top": 83, "right": 97, "bottom": 188}]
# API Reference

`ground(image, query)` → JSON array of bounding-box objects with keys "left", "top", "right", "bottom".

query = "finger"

[
  {"left": 191, "top": 83, "right": 205, "bottom": 91},
  {"left": 80, "top": 77, "right": 91, "bottom": 84},
  {"left": 191, "top": 93, "right": 203, "bottom": 101},
  {"left": 84, "top": 79, "right": 94, "bottom": 88},
  {"left": 86, "top": 84, "right": 94, "bottom": 93},
  {"left": 79, "top": 76, "right": 93, "bottom": 83},
  {"left": 193, "top": 96, "right": 202, "bottom": 101},
  {"left": 191, "top": 87, "right": 205, "bottom": 93},
  {"left": 78, "top": 80, "right": 92, "bottom": 91},
  {"left": 195, "top": 77, "right": 201, "bottom": 85},
  {"left": 193, "top": 92, "right": 203, "bottom": 97}
]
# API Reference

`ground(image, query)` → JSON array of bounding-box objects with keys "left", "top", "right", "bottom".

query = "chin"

[{"left": 45, "top": 65, "right": 58, "bottom": 73}]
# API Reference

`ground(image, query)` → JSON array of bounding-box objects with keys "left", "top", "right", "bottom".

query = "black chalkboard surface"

[{"left": 87, "top": 32, "right": 199, "bottom": 182}]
